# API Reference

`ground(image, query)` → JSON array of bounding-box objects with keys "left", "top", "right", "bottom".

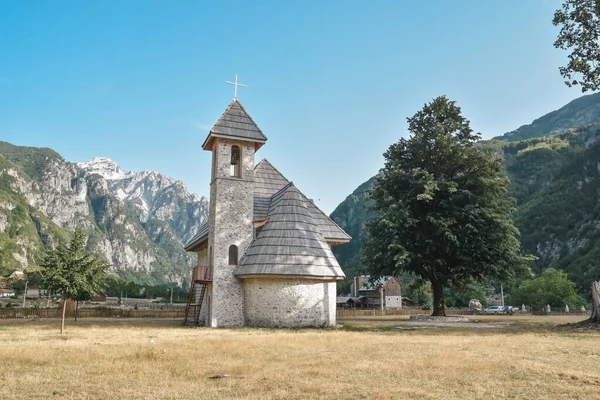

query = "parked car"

[
  {"left": 466, "top": 307, "right": 482, "bottom": 315},
  {"left": 482, "top": 306, "right": 505, "bottom": 314}
]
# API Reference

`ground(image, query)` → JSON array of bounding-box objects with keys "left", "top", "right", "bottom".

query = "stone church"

[{"left": 184, "top": 98, "right": 350, "bottom": 328}]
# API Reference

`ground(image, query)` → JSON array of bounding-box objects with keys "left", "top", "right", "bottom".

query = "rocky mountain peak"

[
  {"left": 0, "top": 143, "right": 209, "bottom": 284},
  {"left": 77, "top": 157, "right": 133, "bottom": 180}
]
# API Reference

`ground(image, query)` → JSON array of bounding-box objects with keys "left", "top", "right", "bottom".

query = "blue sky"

[{"left": 0, "top": 0, "right": 583, "bottom": 213}]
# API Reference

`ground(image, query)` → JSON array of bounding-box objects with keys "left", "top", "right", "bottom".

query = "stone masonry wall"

[
  {"left": 196, "top": 248, "right": 209, "bottom": 325},
  {"left": 244, "top": 278, "right": 337, "bottom": 328},
  {"left": 207, "top": 138, "right": 256, "bottom": 327}
]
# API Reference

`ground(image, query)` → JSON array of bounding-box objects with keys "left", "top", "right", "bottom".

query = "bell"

[{"left": 231, "top": 147, "right": 240, "bottom": 165}]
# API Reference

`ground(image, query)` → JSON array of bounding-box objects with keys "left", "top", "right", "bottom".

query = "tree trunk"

[
  {"left": 75, "top": 300, "right": 79, "bottom": 322},
  {"left": 431, "top": 281, "right": 446, "bottom": 316},
  {"left": 588, "top": 281, "right": 599, "bottom": 324},
  {"left": 60, "top": 298, "right": 67, "bottom": 334}
]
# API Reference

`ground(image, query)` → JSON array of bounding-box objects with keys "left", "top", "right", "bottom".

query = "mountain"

[
  {"left": 0, "top": 141, "right": 208, "bottom": 285},
  {"left": 331, "top": 100, "right": 600, "bottom": 297},
  {"left": 495, "top": 92, "right": 600, "bottom": 142},
  {"left": 329, "top": 177, "right": 375, "bottom": 293}
]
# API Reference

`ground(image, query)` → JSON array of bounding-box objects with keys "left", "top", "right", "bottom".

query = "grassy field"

[{"left": 1, "top": 316, "right": 599, "bottom": 399}]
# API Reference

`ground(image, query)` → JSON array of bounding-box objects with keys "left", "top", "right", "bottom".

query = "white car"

[{"left": 482, "top": 306, "right": 505, "bottom": 314}]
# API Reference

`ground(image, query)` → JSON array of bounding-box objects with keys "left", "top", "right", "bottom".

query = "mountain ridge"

[
  {"left": 0, "top": 141, "right": 208, "bottom": 285},
  {"left": 331, "top": 95, "right": 600, "bottom": 297},
  {"left": 494, "top": 92, "right": 600, "bottom": 142}
]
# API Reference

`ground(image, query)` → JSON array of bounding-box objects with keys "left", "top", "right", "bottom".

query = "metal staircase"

[
  {"left": 184, "top": 282, "right": 206, "bottom": 325},
  {"left": 183, "top": 265, "right": 213, "bottom": 326}
]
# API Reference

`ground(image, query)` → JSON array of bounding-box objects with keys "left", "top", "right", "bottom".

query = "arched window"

[
  {"left": 230, "top": 145, "right": 241, "bottom": 177},
  {"left": 228, "top": 245, "right": 238, "bottom": 265}
]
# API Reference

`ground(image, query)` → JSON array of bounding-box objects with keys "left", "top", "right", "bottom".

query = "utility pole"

[
  {"left": 22, "top": 281, "right": 28, "bottom": 308},
  {"left": 170, "top": 288, "right": 173, "bottom": 305},
  {"left": 500, "top": 283, "right": 505, "bottom": 307},
  {"left": 399, "top": 281, "right": 403, "bottom": 309}
]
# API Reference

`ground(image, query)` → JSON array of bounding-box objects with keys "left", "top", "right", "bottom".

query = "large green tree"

[
  {"left": 510, "top": 268, "right": 587, "bottom": 309},
  {"left": 553, "top": 1, "right": 600, "bottom": 327},
  {"left": 40, "top": 230, "right": 110, "bottom": 333},
  {"left": 362, "top": 96, "right": 529, "bottom": 316},
  {"left": 553, "top": 0, "right": 600, "bottom": 92}
]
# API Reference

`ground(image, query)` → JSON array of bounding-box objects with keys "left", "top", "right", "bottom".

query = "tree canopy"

[
  {"left": 362, "top": 96, "right": 530, "bottom": 316},
  {"left": 553, "top": 0, "right": 600, "bottom": 92},
  {"left": 510, "top": 268, "right": 587, "bottom": 309},
  {"left": 40, "top": 230, "right": 110, "bottom": 332}
]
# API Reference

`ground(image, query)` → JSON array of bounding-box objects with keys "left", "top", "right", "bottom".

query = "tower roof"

[
  {"left": 202, "top": 99, "right": 267, "bottom": 151},
  {"left": 234, "top": 185, "right": 346, "bottom": 280}
]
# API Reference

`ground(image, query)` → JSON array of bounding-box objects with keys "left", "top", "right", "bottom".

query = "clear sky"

[{"left": 0, "top": 0, "right": 583, "bottom": 213}]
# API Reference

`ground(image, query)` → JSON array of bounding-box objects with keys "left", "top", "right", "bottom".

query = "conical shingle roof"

[
  {"left": 252, "top": 159, "right": 352, "bottom": 243},
  {"left": 202, "top": 99, "right": 268, "bottom": 151},
  {"left": 234, "top": 185, "right": 345, "bottom": 279}
]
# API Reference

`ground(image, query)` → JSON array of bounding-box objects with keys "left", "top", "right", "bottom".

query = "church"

[{"left": 183, "top": 89, "right": 351, "bottom": 328}]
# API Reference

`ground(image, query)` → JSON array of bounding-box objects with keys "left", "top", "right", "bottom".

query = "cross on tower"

[{"left": 225, "top": 74, "right": 247, "bottom": 99}]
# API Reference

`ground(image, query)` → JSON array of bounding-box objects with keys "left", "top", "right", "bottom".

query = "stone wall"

[
  {"left": 207, "top": 138, "right": 256, "bottom": 327},
  {"left": 243, "top": 277, "right": 337, "bottom": 328},
  {"left": 198, "top": 283, "right": 210, "bottom": 325}
]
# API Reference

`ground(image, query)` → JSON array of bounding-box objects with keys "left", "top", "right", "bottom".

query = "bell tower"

[{"left": 202, "top": 98, "right": 267, "bottom": 327}]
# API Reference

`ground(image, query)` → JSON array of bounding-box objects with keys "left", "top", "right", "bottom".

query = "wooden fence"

[
  {"left": 336, "top": 308, "right": 456, "bottom": 317},
  {"left": 0, "top": 308, "right": 185, "bottom": 320},
  {"left": 336, "top": 308, "right": 592, "bottom": 318}
]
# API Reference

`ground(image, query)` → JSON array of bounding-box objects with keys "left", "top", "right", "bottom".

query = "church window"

[
  {"left": 228, "top": 245, "right": 238, "bottom": 265},
  {"left": 230, "top": 145, "right": 241, "bottom": 177}
]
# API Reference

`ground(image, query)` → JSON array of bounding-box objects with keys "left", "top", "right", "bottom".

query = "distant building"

[
  {"left": 336, "top": 296, "right": 365, "bottom": 308},
  {"left": 91, "top": 291, "right": 108, "bottom": 302},
  {"left": 9, "top": 271, "right": 25, "bottom": 280},
  {"left": 350, "top": 276, "right": 402, "bottom": 309}
]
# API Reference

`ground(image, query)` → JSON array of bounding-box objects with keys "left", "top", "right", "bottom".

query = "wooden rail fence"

[
  {"left": 2, "top": 307, "right": 590, "bottom": 320},
  {"left": 336, "top": 308, "right": 466, "bottom": 317},
  {"left": 0, "top": 308, "right": 185, "bottom": 320},
  {"left": 336, "top": 308, "right": 592, "bottom": 317}
]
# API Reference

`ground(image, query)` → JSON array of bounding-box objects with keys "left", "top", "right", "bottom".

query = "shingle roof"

[
  {"left": 359, "top": 277, "right": 391, "bottom": 291},
  {"left": 184, "top": 221, "right": 209, "bottom": 251},
  {"left": 253, "top": 159, "right": 291, "bottom": 221},
  {"left": 253, "top": 159, "right": 351, "bottom": 243},
  {"left": 202, "top": 99, "right": 267, "bottom": 150},
  {"left": 234, "top": 186, "right": 346, "bottom": 279}
]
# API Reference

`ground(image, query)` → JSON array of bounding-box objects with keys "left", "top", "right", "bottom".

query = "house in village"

[
  {"left": 91, "top": 291, "right": 108, "bottom": 303},
  {"left": 184, "top": 95, "right": 351, "bottom": 328},
  {"left": 336, "top": 296, "right": 364, "bottom": 309},
  {"left": 350, "top": 275, "right": 403, "bottom": 309},
  {"left": 9, "top": 271, "right": 25, "bottom": 280}
]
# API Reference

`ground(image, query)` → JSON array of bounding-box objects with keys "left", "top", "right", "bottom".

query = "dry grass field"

[{"left": 1, "top": 316, "right": 599, "bottom": 399}]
